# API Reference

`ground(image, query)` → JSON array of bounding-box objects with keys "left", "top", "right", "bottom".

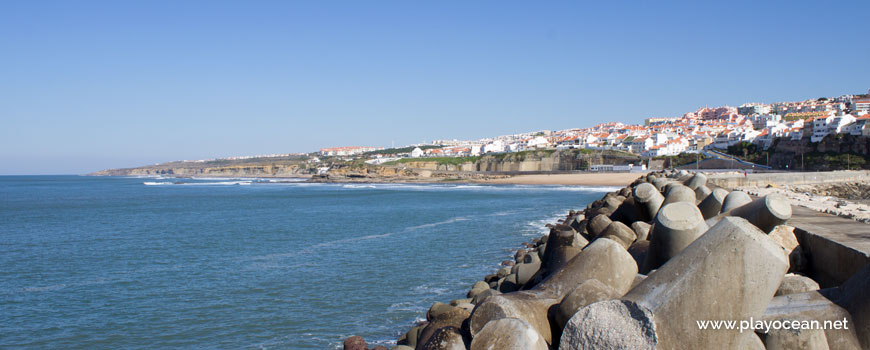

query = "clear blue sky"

[{"left": 1, "top": 1, "right": 868, "bottom": 174}]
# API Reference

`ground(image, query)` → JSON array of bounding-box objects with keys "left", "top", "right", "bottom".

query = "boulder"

[
  {"left": 469, "top": 318, "right": 547, "bottom": 350},
  {"left": 561, "top": 217, "right": 789, "bottom": 349},
  {"left": 344, "top": 336, "right": 367, "bottom": 350},
  {"left": 642, "top": 202, "right": 708, "bottom": 273}
]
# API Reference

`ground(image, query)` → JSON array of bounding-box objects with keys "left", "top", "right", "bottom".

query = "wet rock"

[{"left": 344, "top": 336, "right": 367, "bottom": 350}]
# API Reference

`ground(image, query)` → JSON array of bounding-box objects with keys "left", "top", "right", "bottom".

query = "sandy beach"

[{"left": 474, "top": 172, "right": 645, "bottom": 186}]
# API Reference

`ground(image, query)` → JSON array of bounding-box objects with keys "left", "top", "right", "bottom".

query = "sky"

[{"left": 1, "top": 1, "right": 868, "bottom": 174}]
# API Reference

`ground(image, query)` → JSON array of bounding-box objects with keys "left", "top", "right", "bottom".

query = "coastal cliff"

[{"left": 89, "top": 156, "right": 316, "bottom": 178}]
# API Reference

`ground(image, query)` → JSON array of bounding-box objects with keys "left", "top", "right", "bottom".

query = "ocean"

[{"left": 0, "top": 176, "right": 612, "bottom": 349}]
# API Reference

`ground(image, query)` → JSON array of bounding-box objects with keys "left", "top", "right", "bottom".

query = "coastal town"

[{"left": 318, "top": 90, "right": 870, "bottom": 165}]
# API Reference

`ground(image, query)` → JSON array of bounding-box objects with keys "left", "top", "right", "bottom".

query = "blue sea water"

[{"left": 0, "top": 176, "right": 612, "bottom": 349}]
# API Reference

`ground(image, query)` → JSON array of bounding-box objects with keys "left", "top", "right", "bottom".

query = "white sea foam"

[{"left": 143, "top": 181, "right": 252, "bottom": 186}]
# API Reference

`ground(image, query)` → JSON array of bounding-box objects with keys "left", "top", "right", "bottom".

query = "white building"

[{"left": 410, "top": 147, "right": 424, "bottom": 158}]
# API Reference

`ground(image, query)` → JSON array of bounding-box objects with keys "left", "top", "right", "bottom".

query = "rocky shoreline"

[{"left": 343, "top": 170, "right": 869, "bottom": 350}]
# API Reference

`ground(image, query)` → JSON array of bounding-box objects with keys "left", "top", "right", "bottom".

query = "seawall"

[{"left": 346, "top": 170, "right": 870, "bottom": 350}]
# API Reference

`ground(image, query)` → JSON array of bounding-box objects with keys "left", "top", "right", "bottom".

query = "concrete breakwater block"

[
  {"left": 470, "top": 238, "right": 637, "bottom": 344},
  {"left": 633, "top": 182, "right": 664, "bottom": 222},
  {"left": 698, "top": 187, "right": 728, "bottom": 220},
  {"left": 562, "top": 217, "right": 788, "bottom": 349},
  {"left": 554, "top": 278, "right": 621, "bottom": 330},
  {"left": 709, "top": 194, "right": 792, "bottom": 233},
  {"left": 776, "top": 273, "right": 820, "bottom": 296},
  {"left": 661, "top": 184, "right": 696, "bottom": 206},
  {"left": 419, "top": 326, "right": 468, "bottom": 350},
  {"left": 469, "top": 318, "right": 548, "bottom": 350},
  {"left": 587, "top": 214, "right": 612, "bottom": 238},
  {"left": 833, "top": 263, "right": 870, "bottom": 348},
  {"left": 694, "top": 185, "right": 711, "bottom": 202},
  {"left": 417, "top": 305, "right": 472, "bottom": 348},
  {"left": 642, "top": 201, "right": 708, "bottom": 273},
  {"left": 542, "top": 225, "right": 583, "bottom": 272},
  {"left": 763, "top": 290, "right": 862, "bottom": 350},
  {"left": 720, "top": 190, "right": 752, "bottom": 213},
  {"left": 631, "top": 221, "right": 651, "bottom": 242},
  {"left": 684, "top": 172, "right": 707, "bottom": 190},
  {"left": 600, "top": 221, "right": 637, "bottom": 250}
]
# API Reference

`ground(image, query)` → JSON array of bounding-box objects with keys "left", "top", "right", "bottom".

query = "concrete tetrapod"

[
  {"left": 694, "top": 185, "right": 711, "bottom": 202},
  {"left": 642, "top": 201, "right": 708, "bottom": 273},
  {"left": 600, "top": 221, "right": 637, "bottom": 250},
  {"left": 683, "top": 172, "right": 707, "bottom": 190},
  {"left": 469, "top": 318, "right": 547, "bottom": 350},
  {"left": 661, "top": 184, "right": 696, "bottom": 206},
  {"left": 541, "top": 224, "right": 582, "bottom": 272},
  {"left": 763, "top": 290, "right": 862, "bottom": 350},
  {"left": 708, "top": 194, "right": 792, "bottom": 233},
  {"left": 561, "top": 217, "right": 789, "bottom": 350},
  {"left": 631, "top": 221, "right": 651, "bottom": 242},
  {"left": 632, "top": 183, "right": 664, "bottom": 222},
  {"left": 720, "top": 190, "right": 752, "bottom": 213},
  {"left": 469, "top": 238, "right": 637, "bottom": 345},
  {"left": 554, "top": 278, "right": 621, "bottom": 330},
  {"left": 697, "top": 187, "right": 728, "bottom": 220},
  {"left": 834, "top": 263, "right": 870, "bottom": 348}
]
